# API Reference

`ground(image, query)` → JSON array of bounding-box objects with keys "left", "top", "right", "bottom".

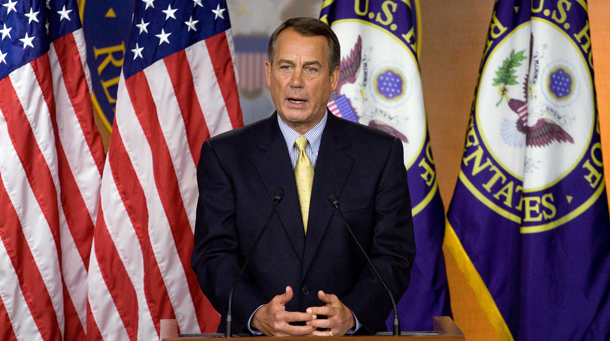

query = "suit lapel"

[
  {"left": 254, "top": 114, "right": 305, "bottom": 262},
  {"left": 301, "top": 114, "right": 353, "bottom": 279}
]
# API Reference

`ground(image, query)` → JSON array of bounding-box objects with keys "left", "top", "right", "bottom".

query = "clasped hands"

[{"left": 251, "top": 286, "right": 356, "bottom": 337}]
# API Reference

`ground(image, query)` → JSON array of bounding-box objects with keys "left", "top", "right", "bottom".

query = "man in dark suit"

[{"left": 191, "top": 17, "right": 415, "bottom": 336}]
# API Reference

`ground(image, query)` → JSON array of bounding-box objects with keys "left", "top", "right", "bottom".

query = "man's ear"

[
  {"left": 265, "top": 61, "right": 272, "bottom": 88},
  {"left": 330, "top": 66, "right": 340, "bottom": 92}
]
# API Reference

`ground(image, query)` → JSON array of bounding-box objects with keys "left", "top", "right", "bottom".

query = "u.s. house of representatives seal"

[{"left": 463, "top": 3, "right": 603, "bottom": 233}]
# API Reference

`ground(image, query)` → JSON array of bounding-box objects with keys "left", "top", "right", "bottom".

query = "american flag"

[
  {"left": 0, "top": 0, "right": 105, "bottom": 339},
  {"left": 232, "top": 36, "right": 268, "bottom": 92},
  {"left": 235, "top": 52, "right": 267, "bottom": 92},
  {"left": 86, "top": 0, "right": 243, "bottom": 339}
]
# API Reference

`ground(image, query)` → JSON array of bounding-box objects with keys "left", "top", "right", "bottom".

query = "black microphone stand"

[
  {"left": 225, "top": 188, "right": 284, "bottom": 337},
  {"left": 328, "top": 192, "right": 401, "bottom": 336}
]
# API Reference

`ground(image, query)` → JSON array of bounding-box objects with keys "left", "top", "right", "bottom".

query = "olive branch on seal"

[{"left": 493, "top": 49, "right": 527, "bottom": 106}]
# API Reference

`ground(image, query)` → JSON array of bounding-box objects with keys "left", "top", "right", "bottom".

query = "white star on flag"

[
  {"left": 3, "top": 0, "right": 18, "bottom": 14},
  {"left": 162, "top": 4, "right": 178, "bottom": 20},
  {"left": 25, "top": 8, "right": 40, "bottom": 24},
  {"left": 0, "top": 24, "right": 12, "bottom": 40},
  {"left": 0, "top": 51, "right": 7, "bottom": 64},
  {"left": 212, "top": 3, "right": 226, "bottom": 19},
  {"left": 131, "top": 43, "right": 144, "bottom": 60},
  {"left": 58, "top": 5, "right": 72, "bottom": 21},
  {"left": 185, "top": 16, "right": 198, "bottom": 31},
  {"left": 192, "top": 0, "right": 203, "bottom": 7},
  {"left": 142, "top": 0, "right": 155, "bottom": 10},
  {"left": 136, "top": 18, "right": 150, "bottom": 34},
  {"left": 156, "top": 28, "right": 171, "bottom": 45},
  {"left": 19, "top": 32, "right": 35, "bottom": 49}
]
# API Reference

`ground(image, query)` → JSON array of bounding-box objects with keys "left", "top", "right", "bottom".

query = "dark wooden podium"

[{"left": 162, "top": 317, "right": 464, "bottom": 341}]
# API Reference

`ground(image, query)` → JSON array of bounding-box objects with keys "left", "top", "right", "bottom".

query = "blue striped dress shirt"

[{"left": 277, "top": 112, "right": 328, "bottom": 169}]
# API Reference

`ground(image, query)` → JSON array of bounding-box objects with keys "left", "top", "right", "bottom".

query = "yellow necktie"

[{"left": 294, "top": 137, "right": 314, "bottom": 234}]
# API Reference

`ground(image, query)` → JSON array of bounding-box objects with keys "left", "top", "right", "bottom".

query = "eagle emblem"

[
  {"left": 330, "top": 35, "right": 362, "bottom": 104},
  {"left": 330, "top": 35, "right": 409, "bottom": 144},
  {"left": 494, "top": 36, "right": 574, "bottom": 148}
]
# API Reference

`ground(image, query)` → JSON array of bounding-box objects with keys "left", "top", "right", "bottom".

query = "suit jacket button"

[{"left": 301, "top": 287, "right": 309, "bottom": 295}]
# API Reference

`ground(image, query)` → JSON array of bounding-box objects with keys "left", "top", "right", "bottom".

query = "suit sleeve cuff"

[
  {"left": 247, "top": 305, "right": 265, "bottom": 335},
  {"left": 345, "top": 310, "right": 362, "bottom": 335}
]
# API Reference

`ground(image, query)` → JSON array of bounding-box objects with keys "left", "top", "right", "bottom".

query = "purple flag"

[{"left": 446, "top": 0, "right": 610, "bottom": 339}]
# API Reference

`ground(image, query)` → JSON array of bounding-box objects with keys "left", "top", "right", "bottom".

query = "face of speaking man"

[{"left": 266, "top": 28, "right": 340, "bottom": 135}]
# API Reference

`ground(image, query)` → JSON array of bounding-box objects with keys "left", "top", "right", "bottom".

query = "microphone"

[
  {"left": 328, "top": 192, "right": 401, "bottom": 336},
  {"left": 225, "top": 187, "right": 284, "bottom": 338}
]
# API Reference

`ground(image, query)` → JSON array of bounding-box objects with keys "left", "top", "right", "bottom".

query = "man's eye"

[
  {"left": 306, "top": 67, "right": 318, "bottom": 72},
  {"left": 280, "top": 65, "right": 291, "bottom": 70}
]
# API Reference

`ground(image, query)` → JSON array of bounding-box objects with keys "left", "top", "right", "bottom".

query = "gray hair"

[{"left": 268, "top": 17, "right": 341, "bottom": 74}]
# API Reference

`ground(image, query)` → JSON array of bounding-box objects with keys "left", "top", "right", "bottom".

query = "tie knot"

[{"left": 295, "top": 136, "right": 308, "bottom": 152}]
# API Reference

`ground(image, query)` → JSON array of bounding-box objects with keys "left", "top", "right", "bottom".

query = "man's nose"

[{"left": 289, "top": 69, "right": 304, "bottom": 88}]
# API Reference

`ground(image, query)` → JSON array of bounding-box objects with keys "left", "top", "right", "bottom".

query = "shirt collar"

[{"left": 277, "top": 111, "right": 327, "bottom": 153}]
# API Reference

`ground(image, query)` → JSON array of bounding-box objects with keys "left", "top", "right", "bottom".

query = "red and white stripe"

[
  {"left": 86, "top": 30, "right": 243, "bottom": 340},
  {"left": 235, "top": 53, "right": 267, "bottom": 92},
  {"left": 327, "top": 100, "right": 343, "bottom": 118},
  {"left": 518, "top": 103, "right": 528, "bottom": 125},
  {"left": 0, "top": 29, "right": 105, "bottom": 340}
]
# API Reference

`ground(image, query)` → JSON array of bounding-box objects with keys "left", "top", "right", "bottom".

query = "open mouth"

[{"left": 288, "top": 98, "right": 306, "bottom": 104}]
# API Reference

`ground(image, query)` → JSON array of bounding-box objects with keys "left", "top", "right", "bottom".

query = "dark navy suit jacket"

[{"left": 191, "top": 112, "right": 415, "bottom": 334}]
